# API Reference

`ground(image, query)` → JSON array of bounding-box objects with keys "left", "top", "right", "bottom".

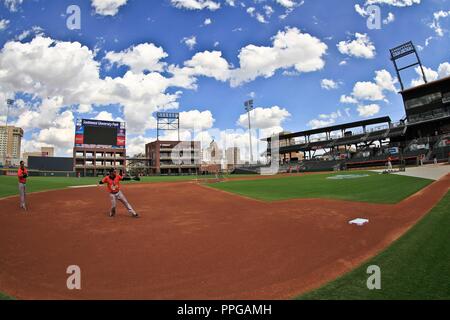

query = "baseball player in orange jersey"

[
  {"left": 17, "top": 161, "right": 28, "bottom": 210},
  {"left": 99, "top": 169, "right": 139, "bottom": 218}
]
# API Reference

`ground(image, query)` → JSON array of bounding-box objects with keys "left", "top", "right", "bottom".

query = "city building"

[
  {"left": 145, "top": 140, "right": 201, "bottom": 175},
  {"left": 0, "top": 125, "right": 24, "bottom": 166},
  {"left": 204, "top": 140, "right": 223, "bottom": 164},
  {"left": 23, "top": 147, "right": 55, "bottom": 165},
  {"left": 225, "top": 147, "right": 241, "bottom": 168}
]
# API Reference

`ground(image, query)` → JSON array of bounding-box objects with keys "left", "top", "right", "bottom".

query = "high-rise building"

[
  {"left": 22, "top": 146, "right": 55, "bottom": 165},
  {"left": 226, "top": 147, "right": 241, "bottom": 167},
  {"left": 204, "top": 140, "right": 223, "bottom": 164},
  {"left": 0, "top": 126, "right": 24, "bottom": 166}
]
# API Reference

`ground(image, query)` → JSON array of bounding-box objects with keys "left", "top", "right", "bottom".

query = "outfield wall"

[{"left": 28, "top": 156, "right": 74, "bottom": 172}]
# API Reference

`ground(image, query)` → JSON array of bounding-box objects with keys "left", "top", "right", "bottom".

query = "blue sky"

[{"left": 0, "top": 0, "right": 449, "bottom": 157}]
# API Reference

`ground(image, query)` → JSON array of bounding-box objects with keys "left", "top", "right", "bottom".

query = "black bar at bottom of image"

[{"left": 0, "top": 300, "right": 448, "bottom": 319}]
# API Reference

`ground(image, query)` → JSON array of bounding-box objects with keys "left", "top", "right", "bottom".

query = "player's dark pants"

[{"left": 110, "top": 191, "right": 136, "bottom": 215}]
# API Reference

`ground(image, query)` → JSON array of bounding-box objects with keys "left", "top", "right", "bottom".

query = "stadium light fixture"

[
  {"left": 244, "top": 100, "right": 254, "bottom": 163},
  {"left": 389, "top": 41, "right": 427, "bottom": 91}
]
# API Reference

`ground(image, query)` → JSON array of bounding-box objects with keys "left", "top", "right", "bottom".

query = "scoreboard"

[{"left": 75, "top": 119, "right": 126, "bottom": 149}]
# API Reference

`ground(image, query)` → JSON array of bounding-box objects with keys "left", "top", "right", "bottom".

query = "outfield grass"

[
  {"left": 0, "top": 174, "right": 253, "bottom": 199},
  {"left": 210, "top": 171, "right": 433, "bottom": 204},
  {"left": 298, "top": 192, "right": 450, "bottom": 300},
  {"left": 0, "top": 175, "right": 205, "bottom": 198}
]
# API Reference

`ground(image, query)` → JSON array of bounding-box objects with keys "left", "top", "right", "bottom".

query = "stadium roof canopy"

[{"left": 264, "top": 116, "right": 392, "bottom": 141}]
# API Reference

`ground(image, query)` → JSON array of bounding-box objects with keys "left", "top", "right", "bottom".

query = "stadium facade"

[
  {"left": 264, "top": 75, "right": 450, "bottom": 172},
  {"left": 145, "top": 140, "right": 201, "bottom": 175},
  {"left": 262, "top": 42, "right": 450, "bottom": 173},
  {"left": 73, "top": 119, "right": 127, "bottom": 177}
]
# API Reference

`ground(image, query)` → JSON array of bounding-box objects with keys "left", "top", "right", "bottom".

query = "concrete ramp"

[{"left": 372, "top": 164, "right": 450, "bottom": 181}]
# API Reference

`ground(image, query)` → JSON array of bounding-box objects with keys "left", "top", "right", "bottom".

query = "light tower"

[{"left": 244, "top": 100, "right": 254, "bottom": 163}]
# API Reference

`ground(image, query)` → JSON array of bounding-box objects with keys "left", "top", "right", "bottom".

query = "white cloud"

[
  {"left": 374, "top": 69, "right": 397, "bottom": 92},
  {"left": 308, "top": 110, "right": 346, "bottom": 129},
  {"left": 15, "top": 26, "right": 44, "bottom": 41},
  {"left": 105, "top": 43, "right": 168, "bottom": 73},
  {"left": 276, "top": 0, "right": 297, "bottom": 8},
  {"left": 411, "top": 66, "right": 438, "bottom": 87},
  {"left": 93, "top": 111, "right": 124, "bottom": 122},
  {"left": 13, "top": 96, "right": 64, "bottom": 130},
  {"left": 203, "top": 18, "right": 212, "bottom": 26},
  {"left": 255, "top": 13, "right": 268, "bottom": 24},
  {"left": 246, "top": 7, "right": 255, "bottom": 15},
  {"left": 246, "top": 7, "right": 268, "bottom": 24},
  {"left": 231, "top": 27, "right": 328, "bottom": 86},
  {"left": 237, "top": 106, "right": 291, "bottom": 130},
  {"left": 340, "top": 95, "right": 358, "bottom": 104},
  {"left": 0, "top": 36, "right": 100, "bottom": 103},
  {"left": 383, "top": 12, "right": 395, "bottom": 25},
  {"left": 0, "top": 19, "right": 9, "bottom": 31},
  {"left": 91, "top": 0, "right": 128, "bottom": 16},
  {"left": 172, "top": 28, "right": 328, "bottom": 88},
  {"left": 337, "top": 33, "right": 376, "bottom": 59},
  {"left": 429, "top": 10, "right": 450, "bottom": 37},
  {"left": 77, "top": 104, "right": 93, "bottom": 113},
  {"left": 33, "top": 110, "right": 76, "bottom": 155},
  {"left": 181, "top": 35, "right": 197, "bottom": 50},
  {"left": 166, "top": 50, "right": 231, "bottom": 90},
  {"left": 171, "top": 0, "right": 220, "bottom": 11},
  {"left": 365, "top": 0, "right": 420, "bottom": 7},
  {"left": 0, "top": 28, "right": 330, "bottom": 155},
  {"left": 350, "top": 69, "right": 397, "bottom": 102},
  {"left": 0, "top": 36, "right": 187, "bottom": 136},
  {"left": 354, "top": 4, "right": 369, "bottom": 17},
  {"left": 308, "top": 118, "right": 335, "bottom": 129},
  {"left": 3, "top": 0, "right": 24, "bottom": 12},
  {"left": 126, "top": 135, "right": 149, "bottom": 156},
  {"left": 438, "top": 62, "right": 450, "bottom": 78},
  {"left": 352, "top": 82, "right": 385, "bottom": 101},
  {"left": 182, "top": 50, "right": 231, "bottom": 81},
  {"left": 279, "top": 1, "right": 304, "bottom": 20},
  {"left": 180, "top": 110, "right": 215, "bottom": 129},
  {"left": 411, "top": 63, "right": 450, "bottom": 86},
  {"left": 321, "top": 79, "right": 340, "bottom": 90},
  {"left": 357, "top": 104, "right": 380, "bottom": 117},
  {"left": 225, "top": 0, "right": 235, "bottom": 7},
  {"left": 263, "top": 5, "right": 274, "bottom": 17}
]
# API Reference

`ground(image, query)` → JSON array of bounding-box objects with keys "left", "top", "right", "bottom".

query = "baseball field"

[{"left": 0, "top": 170, "right": 449, "bottom": 300}]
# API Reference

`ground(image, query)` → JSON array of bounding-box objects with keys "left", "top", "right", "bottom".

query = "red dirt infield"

[{"left": 0, "top": 174, "right": 449, "bottom": 300}]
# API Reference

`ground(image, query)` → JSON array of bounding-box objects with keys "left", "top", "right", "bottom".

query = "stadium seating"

[{"left": 298, "top": 160, "right": 343, "bottom": 172}]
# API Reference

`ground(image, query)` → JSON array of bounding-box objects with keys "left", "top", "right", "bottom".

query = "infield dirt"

[{"left": 0, "top": 174, "right": 448, "bottom": 299}]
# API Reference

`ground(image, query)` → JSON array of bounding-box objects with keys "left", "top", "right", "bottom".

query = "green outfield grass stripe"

[
  {"left": 0, "top": 175, "right": 251, "bottom": 199},
  {"left": 209, "top": 172, "right": 433, "bottom": 204},
  {"left": 298, "top": 191, "right": 450, "bottom": 300}
]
